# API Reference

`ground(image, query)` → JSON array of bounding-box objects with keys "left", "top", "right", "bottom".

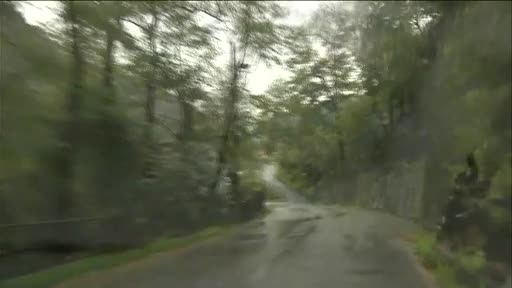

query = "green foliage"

[
  {"left": 336, "top": 96, "right": 380, "bottom": 169},
  {"left": 434, "top": 262, "right": 461, "bottom": 288},
  {"left": 457, "top": 250, "right": 487, "bottom": 273},
  {"left": 414, "top": 232, "right": 485, "bottom": 288},
  {"left": 228, "top": 1, "right": 286, "bottom": 65},
  {"left": 489, "top": 162, "right": 512, "bottom": 200},
  {"left": 276, "top": 164, "right": 315, "bottom": 198},
  {"left": 415, "top": 232, "right": 439, "bottom": 270},
  {"left": 240, "top": 172, "right": 265, "bottom": 196},
  {"left": 487, "top": 161, "right": 512, "bottom": 224}
]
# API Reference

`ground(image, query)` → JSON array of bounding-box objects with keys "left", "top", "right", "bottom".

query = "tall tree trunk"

[
  {"left": 145, "top": 10, "right": 157, "bottom": 126},
  {"left": 398, "top": 91, "right": 405, "bottom": 121},
  {"left": 102, "top": 11, "right": 121, "bottom": 106},
  {"left": 177, "top": 89, "right": 193, "bottom": 142},
  {"left": 229, "top": 100, "right": 241, "bottom": 218},
  {"left": 143, "top": 6, "right": 159, "bottom": 179},
  {"left": 56, "top": 1, "right": 84, "bottom": 217},
  {"left": 388, "top": 94, "right": 394, "bottom": 132},
  {"left": 330, "top": 46, "right": 345, "bottom": 178},
  {"left": 103, "top": 28, "right": 114, "bottom": 90},
  {"left": 210, "top": 43, "right": 240, "bottom": 197}
]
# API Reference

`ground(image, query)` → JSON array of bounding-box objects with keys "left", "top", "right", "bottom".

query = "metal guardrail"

[{"left": 0, "top": 216, "right": 113, "bottom": 230}]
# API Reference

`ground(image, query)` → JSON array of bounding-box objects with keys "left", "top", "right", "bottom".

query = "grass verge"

[
  {"left": 413, "top": 231, "right": 461, "bottom": 288},
  {"left": 0, "top": 226, "right": 232, "bottom": 288},
  {"left": 413, "top": 231, "right": 491, "bottom": 288}
]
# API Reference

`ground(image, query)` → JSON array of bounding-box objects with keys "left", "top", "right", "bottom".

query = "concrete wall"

[{"left": 356, "top": 159, "right": 426, "bottom": 219}]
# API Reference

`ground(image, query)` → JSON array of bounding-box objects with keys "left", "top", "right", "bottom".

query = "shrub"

[
  {"left": 488, "top": 161, "right": 511, "bottom": 224},
  {"left": 238, "top": 170, "right": 268, "bottom": 220},
  {"left": 415, "top": 232, "right": 440, "bottom": 270},
  {"left": 457, "top": 249, "right": 487, "bottom": 272},
  {"left": 435, "top": 262, "right": 461, "bottom": 288}
]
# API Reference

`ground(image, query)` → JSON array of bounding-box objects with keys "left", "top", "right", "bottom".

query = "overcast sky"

[
  {"left": 246, "top": 1, "right": 320, "bottom": 94},
  {"left": 16, "top": 1, "right": 322, "bottom": 95}
]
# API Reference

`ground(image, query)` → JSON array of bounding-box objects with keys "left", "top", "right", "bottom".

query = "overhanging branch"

[
  {"left": 175, "top": 4, "right": 225, "bottom": 23},
  {"left": 120, "top": 17, "right": 149, "bottom": 33}
]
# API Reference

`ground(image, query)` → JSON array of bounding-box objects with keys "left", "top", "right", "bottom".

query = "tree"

[{"left": 209, "top": 2, "right": 286, "bottom": 213}]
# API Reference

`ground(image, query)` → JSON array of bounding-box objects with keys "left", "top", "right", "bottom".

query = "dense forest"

[
  {"left": 0, "top": 0, "right": 510, "bottom": 282},
  {"left": 1, "top": 1, "right": 283, "bottom": 248},
  {"left": 261, "top": 1, "right": 510, "bottom": 206}
]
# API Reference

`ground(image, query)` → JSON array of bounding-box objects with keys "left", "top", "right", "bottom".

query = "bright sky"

[
  {"left": 246, "top": 1, "right": 320, "bottom": 94},
  {"left": 16, "top": 1, "right": 321, "bottom": 95}
]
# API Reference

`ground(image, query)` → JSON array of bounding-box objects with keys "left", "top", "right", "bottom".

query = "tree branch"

[
  {"left": 120, "top": 17, "right": 149, "bottom": 33},
  {"left": 175, "top": 4, "right": 225, "bottom": 23},
  {"left": 197, "top": 8, "right": 224, "bottom": 23},
  {"left": 155, "top": 117, "right": 178, "bottom": 136},
  {"left": 412, "top": 16, "right": 423, "bottom": 34}
]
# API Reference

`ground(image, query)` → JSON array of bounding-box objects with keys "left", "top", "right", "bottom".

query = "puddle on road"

[
  {"left": 304, "top": 215, "right": 323, "bottom": 221},
  {"left": 231, "top": 202, "right": 325, "bottom": 264},
  {"left": 286, "top": 224, "right": 316, "bottom": 239},
  {"left": 274, "top": 216, "right": 322, "bottom": 237},
  {"left": 275, "top": 219, "right": 303, "bottom": 237},
  {"left": 334, "top": 211, "right": 347, "bottom": 217},
  {"left": 235, "top": 214, "right": 320, "bottom": 245},
  {"left": 269, "top": 223, "right": 317, "bottom": 264}
]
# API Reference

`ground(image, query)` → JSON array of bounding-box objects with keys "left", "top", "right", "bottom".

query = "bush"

[
  {"left": 415, "top": 232, "right": 491, "bottom": 288},
  {"left": 457, "top": 250, "right": 487, "bottom": 272},
  {"left": 276, "top": 165, "right": 314, "bottom": 197},
  {"left": 238, "top": 170, "right": 267, "bottom": 221},
  {"left": 482, "top": 160, "right": 512, "bottom": 265},
  {"left": 488, "top": 161, "right": 511, "bottom": 224},
  {"left": 415, "top": 232, "right": 440, "bottom": 270},
  {"left": 435, "top": 262, "right": 461, "bottom": 288}
]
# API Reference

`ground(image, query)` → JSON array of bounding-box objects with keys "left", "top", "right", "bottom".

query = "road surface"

[{"left": 57, "top": 164, "right": 433, "bottom": 288}]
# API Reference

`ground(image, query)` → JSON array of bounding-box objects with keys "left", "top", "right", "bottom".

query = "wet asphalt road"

[{"left": 57, "top": 165, "right": 432, "bottom": 288}]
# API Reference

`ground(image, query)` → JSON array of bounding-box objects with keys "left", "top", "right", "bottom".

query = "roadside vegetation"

[
  {"left": 414, "top": 230, "right": 507, "bottom": 288},
  {"left": 0, "top": 226, "right": 231, "bottom": 288}
]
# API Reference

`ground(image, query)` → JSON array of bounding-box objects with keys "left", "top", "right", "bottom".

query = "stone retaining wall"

[{"left": 356, "top": 159, "right": 426, "bottom": 219}]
